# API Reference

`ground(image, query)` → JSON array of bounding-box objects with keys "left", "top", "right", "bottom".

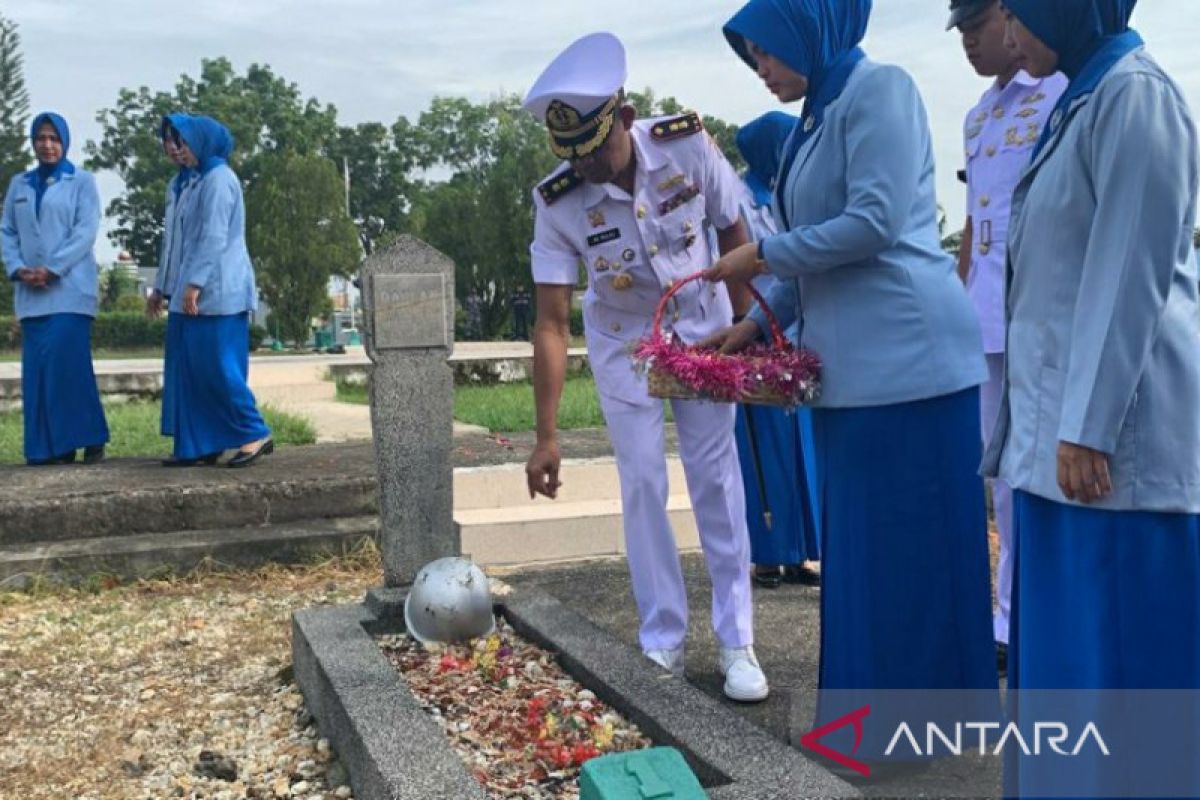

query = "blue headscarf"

[
  {"left": 160, "top": 112, "right": 196, "bottom": 199},
  {"left": 736, "top": 111, "right": 798, "bottom": 208},
  {"left": 174, "top": 115, "right": 234, "bottom": 176},
  {"left": 28, "top": 112, "right": 76, "bottom": 216},
  {"left": 1005, "top": 0, "right": 1142, "bottom": 158},
  {"left": 724, "top": 0, "right": 871, "bottom": 227}
]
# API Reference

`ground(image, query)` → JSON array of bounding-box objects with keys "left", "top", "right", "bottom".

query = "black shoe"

[
  {"left": 227, "top": 439, "right": 274, "bottom": 468},
  {"left": 82, "top": 445, "right": 106, "bottom": 465},
  {"left": 996, "top": 641, "right": 1009, "bottom": 677},
  {"left": 161, "top": 452, "right": 222, "bottom": 467},
  {"left": 752, "top": 567, "right": 782, "bottom": 589},
  {"left": 782, "top": 564, "right": 822, "bottom": 587}
]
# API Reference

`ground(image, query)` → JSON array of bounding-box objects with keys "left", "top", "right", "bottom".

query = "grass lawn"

[
  {"left": 337, "top": 376, "right": 613, "bottom": 432},
  {"left": 336, "top": 375, "right": 674, "bottom": 433},
  {"left": 0, "top": 401, "right": 316, "bottom": 465}
]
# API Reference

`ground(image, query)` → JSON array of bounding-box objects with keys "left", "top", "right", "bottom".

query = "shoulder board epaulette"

[
  {"left": 537, "top": 168, "right": 582, "bottom": 206},
  {"left": 651, "top": 112, "right": 704, "bottom": 142}
]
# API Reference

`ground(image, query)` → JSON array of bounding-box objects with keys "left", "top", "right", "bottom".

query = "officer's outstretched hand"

[
  {"left": 702, "top": 242, "right": 765, "bottom": 285},
  {"left": 526, "top": 440, "right": 563, "bottom": 500},
  {"left": 698, "top": 318, "right": 762, "bottom": 355}
]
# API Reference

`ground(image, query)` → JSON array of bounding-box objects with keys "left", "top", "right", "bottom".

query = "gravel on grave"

[
  {"left": 379, "top": 618, "right": 652, "bottom": 799},
  {"left": 0, "top": 556, "right": 381, "bottom": 800}
]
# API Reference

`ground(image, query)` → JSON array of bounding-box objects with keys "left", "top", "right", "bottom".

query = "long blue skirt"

[
  {"left": 812, "top": 387, "right": 997, "bottom": 691},
  {"left": 21, "top": 313, "right": 109, "bottom": 463},
  {"left": 1007, "top": 492, "right": 1200, "bottom": 798},
  {"left": 162, "top": 313, "right": 270, "bottom": 459},
  {"left": 160, "top": 311, "right": 182, "bottom": 437},
  {"left": 734, "top": 404, "right": 819, "bottom": 565}
]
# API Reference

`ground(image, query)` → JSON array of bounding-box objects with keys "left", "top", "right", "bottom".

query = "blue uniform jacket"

[
  {"left": 982, "top": 50, "right": 1200, "bottom": 513},
  {"left": 155, "top": 174, "right": 195, "bottom": 298},
  {"left": 1, "top": 168, "right": 101, "bottom": 320},
  {"left": 169, "top": 164, "right": 257, "bottom": 316},
  {"left": 749, "top": 59, "right": 986, "bottom": 408}
]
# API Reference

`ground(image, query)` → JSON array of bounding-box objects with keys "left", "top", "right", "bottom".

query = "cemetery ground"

[{"left": 0, "top": 536, "right": 1003, "bottom": 800}]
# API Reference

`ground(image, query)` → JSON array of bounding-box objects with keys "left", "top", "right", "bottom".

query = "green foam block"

[{"left": 579, "top": 747, "right": 707, "bottom": 800}]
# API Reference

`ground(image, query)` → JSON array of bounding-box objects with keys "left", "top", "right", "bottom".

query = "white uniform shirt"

[
  {"left": 963, "top": 70, "right": 1067, "bottom": 353},
  {"left": 530, "top": 116, "right": 743, "bottom": 405}
]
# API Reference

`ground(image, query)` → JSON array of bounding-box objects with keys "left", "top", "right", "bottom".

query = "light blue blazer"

[
  {"left": 982, "top": 50, "right": 1200, "bottom": 513},
  {"left": 1, "top": 168, "right": 101, "bottom": 320},
  {"left": 749, "top": 59, "right": 986, "bottom": 408},
  {"left": 155, "top": 175, "right": 195, "bottom": 298},
  {"left": 169, "top": 164, "right": 257, "bottom": 316}
]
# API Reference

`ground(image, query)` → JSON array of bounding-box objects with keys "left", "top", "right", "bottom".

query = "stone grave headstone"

[{"left": 361, "top": 235, "right": 457, "bottom": 586}]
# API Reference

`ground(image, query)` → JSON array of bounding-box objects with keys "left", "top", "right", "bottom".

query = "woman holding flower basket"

[{"left": 705, "top": 0, "right": 998, "bottom": 725}]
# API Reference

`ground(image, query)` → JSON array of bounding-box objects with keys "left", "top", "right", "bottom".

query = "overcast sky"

[{"left": 8, "top": 0, "right": 1199, "bottom": 262}]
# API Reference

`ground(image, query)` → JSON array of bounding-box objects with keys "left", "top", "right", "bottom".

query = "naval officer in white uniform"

[{"left": 522, "top": 32, "right": 768, "bottom": 702}]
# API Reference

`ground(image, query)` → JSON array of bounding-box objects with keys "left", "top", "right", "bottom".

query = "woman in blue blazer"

[
  {"left": 705, "top": 0, "right": 998, "bottom": 751},
  {"left": 1, "top": 113, "right": 109, "bottom": 465},
  {"left": 733, "top": 111, "right": 821, "bottom": 590},
  {"left": 991, "top": 0, "right": 1199, "bottom": 794},
  {"left": 148, "top": 113, "right": 196, "bottom": 445},
  {"left": 163, "top": 115, "right": 271, "bottom": 467}
]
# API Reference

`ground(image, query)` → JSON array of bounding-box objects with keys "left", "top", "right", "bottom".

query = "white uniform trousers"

[
  {"left": 982, "top": 352, "right": 1013, "bottom": 645},
  {"left": 599, "top": 393, "right": 754, "bottom": 652}
]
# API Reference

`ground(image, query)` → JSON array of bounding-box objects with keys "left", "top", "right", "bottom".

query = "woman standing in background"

[
  {"left": 1, "top": 112, "right": 108, "bottom": 466},
  {"left": 164, "top": 115, "right": 272, "bottom": 468}
]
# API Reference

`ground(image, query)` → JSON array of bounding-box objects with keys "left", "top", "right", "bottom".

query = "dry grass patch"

[{"left": 0, "top": 543, "right": 382, "bottom": 800}]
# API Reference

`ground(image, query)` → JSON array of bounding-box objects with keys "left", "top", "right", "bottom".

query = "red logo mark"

[{"left": 799, "top": 705, "right": 871, "bottom": 777}]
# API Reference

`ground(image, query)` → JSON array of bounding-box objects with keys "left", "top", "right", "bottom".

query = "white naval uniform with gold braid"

[
  {"left": 963, "top": 70, "right": 1066, "bottom": 646},
  {"left": 529, "top": 114, "right": 754, "bottom": 652}
]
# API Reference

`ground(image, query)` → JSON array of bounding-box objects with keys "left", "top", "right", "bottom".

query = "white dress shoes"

[{"left": 719, "top": 645, "right": 769, "bottom": 702}]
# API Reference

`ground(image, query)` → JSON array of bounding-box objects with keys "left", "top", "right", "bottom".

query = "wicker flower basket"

[{"left": 633, "top": 272, "right": 822, "bottom": 408}]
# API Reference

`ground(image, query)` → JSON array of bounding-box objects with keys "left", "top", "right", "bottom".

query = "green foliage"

[
  {"left": 91, "top": 313, "right": 167, "bottom": 349},
  {"left": 0, "top": 400, "right": 315, "bottom": 464},
  {"left": 245, "top": 152, "right": 361, "bottom": 347},
  {"left": 99, "top": 266, "right": 138, "bottom": 311},
  {"left": 0, "top": 14, "right": 29, "bottom": 194},
  {"left": 410, "top": 95, "right": 559, "bottom": 340},
  {"left": 0, "top": 312, "right": 165, "bottom": 350},
  {"left": 0, "top": 277, "right": 12, "bottom": 316},
  {"left": 325, "top": 120, "right": 421, "bottom": 253},
  {"left": 569, "top": 307, "right": 584, "bottom": 337},
  {"left": 249, "top": 323, "right": 267, "bottom": 351},
  {"left": 85, "top": 58, "right": 339, "bottom": 265}
]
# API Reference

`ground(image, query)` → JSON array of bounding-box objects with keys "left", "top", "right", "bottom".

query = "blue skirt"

[
  {"left": 812, "top": 388, "right": 997, "bottom": 691},
  {"left": 160, "top": 311, "right": 182, "bottom": 437},
  {"left": 21, "top": 313, "right": 109, "bottom": 463},
  {"left": 1007, "top": 492, "right": 1200, "bottom": 798},
  {"left": 162, "top": 313, "right": 270, "bottom": 459},
  {"left": 734, "top": 404, "right": 819, "bottom": 565},
  {"left": 1010, "top": 491, "right": 1200, "bottom": 689}
]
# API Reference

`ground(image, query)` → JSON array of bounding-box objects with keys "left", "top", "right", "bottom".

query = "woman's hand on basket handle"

[
  {"left": 703, "top": 242, "right": 766, "bottom": 285},
  {"left": 697, "top": 318, "right": 762, "bottom": 355}
]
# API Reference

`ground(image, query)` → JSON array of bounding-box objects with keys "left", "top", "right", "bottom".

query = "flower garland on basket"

[{"left": 633, "top": 272, "right": 822, "bottom": 407}]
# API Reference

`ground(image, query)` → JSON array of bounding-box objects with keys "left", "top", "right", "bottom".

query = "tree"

[
  {"left": 86, "top": 58, "right": 338, "bottom": 266},
  {"left": 408, "top": 95, "right": 559, "bottom": 339},
  {"left": 325, "top": 119, "right": 422, "bottom": 255},
  {"left": 246, "top": 152, "right": 360, "bottom": 347},
  {"left": 99, "top": 264, "right": 137, "bottom": 311},
  {"left": 0, "top": 13, "right": 30, "bottom": 193}
]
